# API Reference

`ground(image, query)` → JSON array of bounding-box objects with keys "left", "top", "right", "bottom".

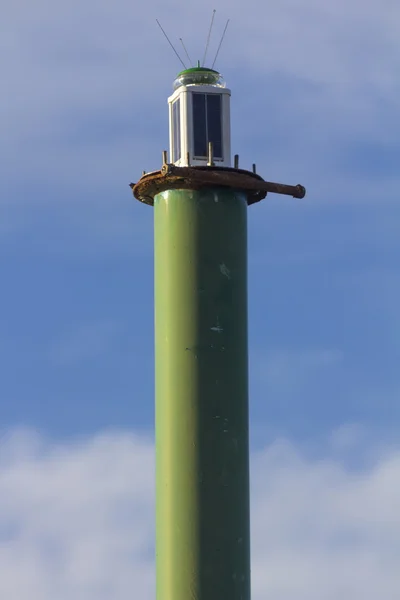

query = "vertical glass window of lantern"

[
  {"left": 206, "top": 94, "right": 222, "bottom": 159},
  {"left": 192, "top": 93, "right": 207, "bottom": 158},
  {"left": 172, "top": 99, "right": 181, "bottom": 162}
]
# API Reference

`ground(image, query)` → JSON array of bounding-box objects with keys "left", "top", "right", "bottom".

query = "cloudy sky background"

[{"left": 2, "top": 0, "right": 400, "bottom": 596}]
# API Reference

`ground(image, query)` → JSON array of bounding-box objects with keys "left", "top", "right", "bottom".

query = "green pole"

[{"left": 154, "top": 187, "right": 251, "bottom": 600}]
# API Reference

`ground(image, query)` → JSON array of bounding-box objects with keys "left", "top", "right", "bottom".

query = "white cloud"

[
  {"left": 252, "top": 439, "right": 400, "bottom": 598},
  {"left": 0, "top": 427, "right": 400, "bottom": 598},
  {"left": 2, "top": 0, "right": 400, "bottom": 174},
  {"left": 2, "top": 0, "right": 400, "bottom": 249},
  {"left": 0, "top": 429, "right": 154, "bottom": 600}
]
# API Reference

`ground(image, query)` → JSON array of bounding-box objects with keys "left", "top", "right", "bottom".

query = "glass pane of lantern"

[
  {"left": 192, "top": 93, "right": 207, "bottom": 158},
  {"left": 192, "top": 93, "right": 223, "bottom": 159},
  {"left": 206, "top": 94, "right": 222, "bottom": 159},
  {"left": 172, "top": 99, "right": 181, "bottom": 162}
]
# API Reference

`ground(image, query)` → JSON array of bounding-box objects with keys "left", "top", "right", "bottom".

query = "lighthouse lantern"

[{"left": 168, "top": 67, "right": 231, "bottom": 167}]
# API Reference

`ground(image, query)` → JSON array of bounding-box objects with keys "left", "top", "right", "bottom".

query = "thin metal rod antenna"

[
  {"left": 180, "top": 38, "right": 193, "bottom": 67},
  {"left": 156, "top": 19, "right": 187, "bottom": 69},
  {"left": 211, "top": 19, "right": 230, "bottom": 69},
  {"left": 202, "top": 9, "right": 216, "bottom": 67}
]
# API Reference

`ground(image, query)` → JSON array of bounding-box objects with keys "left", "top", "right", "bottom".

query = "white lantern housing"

[{"left": 168, "top": 67, "right": 231, "bottom": 167}]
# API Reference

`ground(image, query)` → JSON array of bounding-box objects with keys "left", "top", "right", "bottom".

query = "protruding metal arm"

[{"left": 262, "top": 181, "right": 306, "bottom": 199}]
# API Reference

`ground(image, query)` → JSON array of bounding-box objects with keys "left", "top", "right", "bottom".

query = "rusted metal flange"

[{"left": 130, "top": 165, "right": 306, "bottom": 207}]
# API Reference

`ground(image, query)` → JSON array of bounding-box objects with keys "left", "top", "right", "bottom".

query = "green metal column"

[{"left": 154, "top": 187, "right": 250, "bottom": 600}]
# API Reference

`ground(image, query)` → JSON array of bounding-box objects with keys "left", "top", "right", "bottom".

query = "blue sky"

[{"left": 1, "top": 0, "right": 400, "bottom": 597}]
